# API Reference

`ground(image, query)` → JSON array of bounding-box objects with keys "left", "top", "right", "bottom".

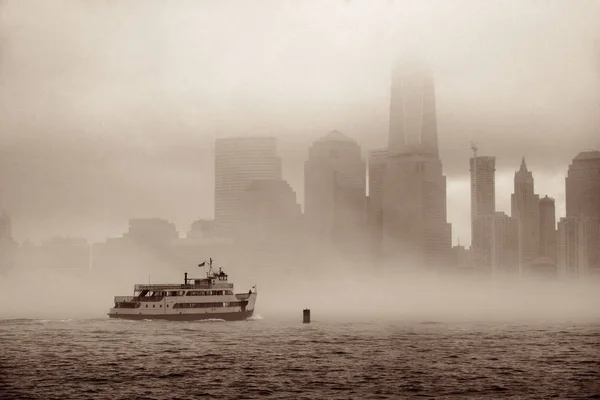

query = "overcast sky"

[{"left": 1, "top": 0, "right": 599, "bottom": 244}]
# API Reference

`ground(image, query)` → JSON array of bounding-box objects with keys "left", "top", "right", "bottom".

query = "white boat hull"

[{"left": 108, "top": 293, "right": 257, "bottom": 321}]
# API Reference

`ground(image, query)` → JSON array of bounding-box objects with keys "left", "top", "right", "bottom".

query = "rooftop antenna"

[{"left": 470, "top": 141, "right": 478, "bottom": 159}]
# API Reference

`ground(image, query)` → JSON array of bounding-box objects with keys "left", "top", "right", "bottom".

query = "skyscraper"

[
  {"left": 511, "top": 158, "right": 540, "bottom": 275},
  {"left": 304, "top": 131, "right": 366, "bottom": 257},
  {"left": 558, "top": 217, "right": 587, "bottom": 278},
  {"left": 214, "top": 137, "right": 282, "bottom": 237},
  {"left": 367, "top": 149, "right": 388, "bottom": 261},
  {"left": 470, "top": 156, "right": 496, "bottom": 229},
  {"left": 539, "top": 195, "right": 557, "bottom": 263},
  {"left": 560, "top": 151, "right": 600, "bottom": 276},
  {"left": 382, "top": 58, "right": 451, "bottom": 269},
  {"left": 565, "top": 151, "right": 600, "bottom": 219},
  {"left": 470, "top": 155, "right": 496, "bottom": 272},
  {"left": 387, "top": 60, "right": 438, "bottom": 157}
]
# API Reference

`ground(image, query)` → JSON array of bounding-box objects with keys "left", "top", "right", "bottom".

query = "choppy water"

[{"left": 1, "top": 317, "right": 599, "bottom": 399}]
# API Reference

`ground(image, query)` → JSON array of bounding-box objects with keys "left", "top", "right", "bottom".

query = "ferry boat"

[{"left": 108, "top": 259, "right": 257, "bottom": 321}]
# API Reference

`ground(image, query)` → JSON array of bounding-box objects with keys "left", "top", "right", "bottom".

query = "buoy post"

[{"left": 303, "top": 309, "right": 310, "bottom": 323}]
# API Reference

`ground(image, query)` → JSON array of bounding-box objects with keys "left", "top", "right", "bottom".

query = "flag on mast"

[{"left": 198, "top": 261, "right": 206, "bottom": 267}]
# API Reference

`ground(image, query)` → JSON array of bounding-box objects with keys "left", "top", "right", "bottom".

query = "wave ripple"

[{"left": 0, "top": 319, "right": 599, "bottom": 399}]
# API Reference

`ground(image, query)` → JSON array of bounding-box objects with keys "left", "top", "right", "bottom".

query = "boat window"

[
  {"left": 172, "top": 302, "right": 224, "bottom": 309},
  {"left": 153, "top": 305, "right": 155, "bottom": 308},
  {"left": 186, "top": 290, "right": 209, "bottom": 296}
]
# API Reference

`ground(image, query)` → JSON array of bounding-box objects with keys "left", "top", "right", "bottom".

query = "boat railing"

[
  {"left": 134, "top": 282, "right": 234, "bottom": 291},
  {"left": 134, "top": 283, "right": 187, "bottom": 291}
]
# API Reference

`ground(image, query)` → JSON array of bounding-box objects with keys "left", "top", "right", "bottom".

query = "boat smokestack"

[
  {"left": 303, "top": 309, "right": 311, "bottom": 323},
  {"left": 184, "top": 272, "right": 188, "bottom": 285}
]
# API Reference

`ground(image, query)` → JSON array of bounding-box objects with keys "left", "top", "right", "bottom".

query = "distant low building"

[
  {"left": 187, "top": 219, "right": 218, "bottom": 240},
  {"left": 234, "top": 178, "right": 304, "bottom": 273},
  {"left": 91, "top": 218, "right": 179, "bottom": 277},
  {"left": 17, "top": 236, "right": 90, "bottom": 272},
  {"left": 452, "top": 243, "right": 472, "bottom": 270},
  {"left": 557, "top": 216, "right": 600, "bottom": 278},
  {"left": 491, "top": 212, "right": 519, "bottom": 277}
]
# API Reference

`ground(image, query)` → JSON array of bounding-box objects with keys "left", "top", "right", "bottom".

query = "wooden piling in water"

[{"left": 303, "top": 309, "right": 310, "bottom": 323}]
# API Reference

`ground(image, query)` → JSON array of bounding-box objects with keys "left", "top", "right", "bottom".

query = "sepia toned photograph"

[{"left": 0, "top": 1, "right": 599, "bottom": 399}]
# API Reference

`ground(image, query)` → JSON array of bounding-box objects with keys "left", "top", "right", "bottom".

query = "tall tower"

[
  {"left": 469, "top": 146, "right": 496, "bottom": 272},
  {"left": 511, "top": 157, "right": 540, "bottom": 275},
  {"left": 214, "top": 137, "right": 282, "bottom": 237},
  {"left": 382, "top": 58, "right": 451, "bottom": 269},
  {"left": 388, "top": 59, "right": 438, "bottom": 157}
]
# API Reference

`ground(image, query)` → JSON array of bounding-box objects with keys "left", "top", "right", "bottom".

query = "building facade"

[
  {"left": 490, "top": 212, "right": 519, "bottom": 276},
  {"left": 304, "top": 131, "right": 367, "bottom": 258},
  {"left": 538, "top": 195, "right": 557, "bottom": 264},
  {"left": 214, "top": 137, "right": 282, "bottom": 238},
  {"left": 235, "top": 179, "right": 302, "bottom": 249},
  {"left": 559, "top": 151, "right": 600, "bottom": 277},
  {"left": 558, "top": 217, "right": 586, "bottom": 278},
  {"left": 566, "top": 151, "right": 600, "bottom": 219},
  {"left": 470, "top": 156, "right": 496, "bottom": 272}
]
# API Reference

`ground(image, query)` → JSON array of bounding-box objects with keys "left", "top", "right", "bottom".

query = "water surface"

[{"left": 1, "top": 317, "right": 599, "bottom": 399}]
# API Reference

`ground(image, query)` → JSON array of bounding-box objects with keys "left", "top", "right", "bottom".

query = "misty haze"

[{"left": 1, "top": 1, "right": 599, "bottom": 399}]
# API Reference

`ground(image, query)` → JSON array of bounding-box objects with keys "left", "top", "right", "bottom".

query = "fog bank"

[{"left": 1, "top": 264, "right": 598, "bottom": 324}]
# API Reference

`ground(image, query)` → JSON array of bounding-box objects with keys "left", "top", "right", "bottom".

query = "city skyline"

[
  {"left": 1, "top": 1, "right": 599, "bottom": 245},
  {"left": 3, "top": 133, "right": 598, "bottom": 277},
  {"left": 0, "top": 135, "right": 596, "bottom": 247}
]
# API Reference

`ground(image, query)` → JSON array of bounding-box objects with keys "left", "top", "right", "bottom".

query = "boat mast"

[{"left": 207, "top": 257, "right": 214, "bottom": 277}]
